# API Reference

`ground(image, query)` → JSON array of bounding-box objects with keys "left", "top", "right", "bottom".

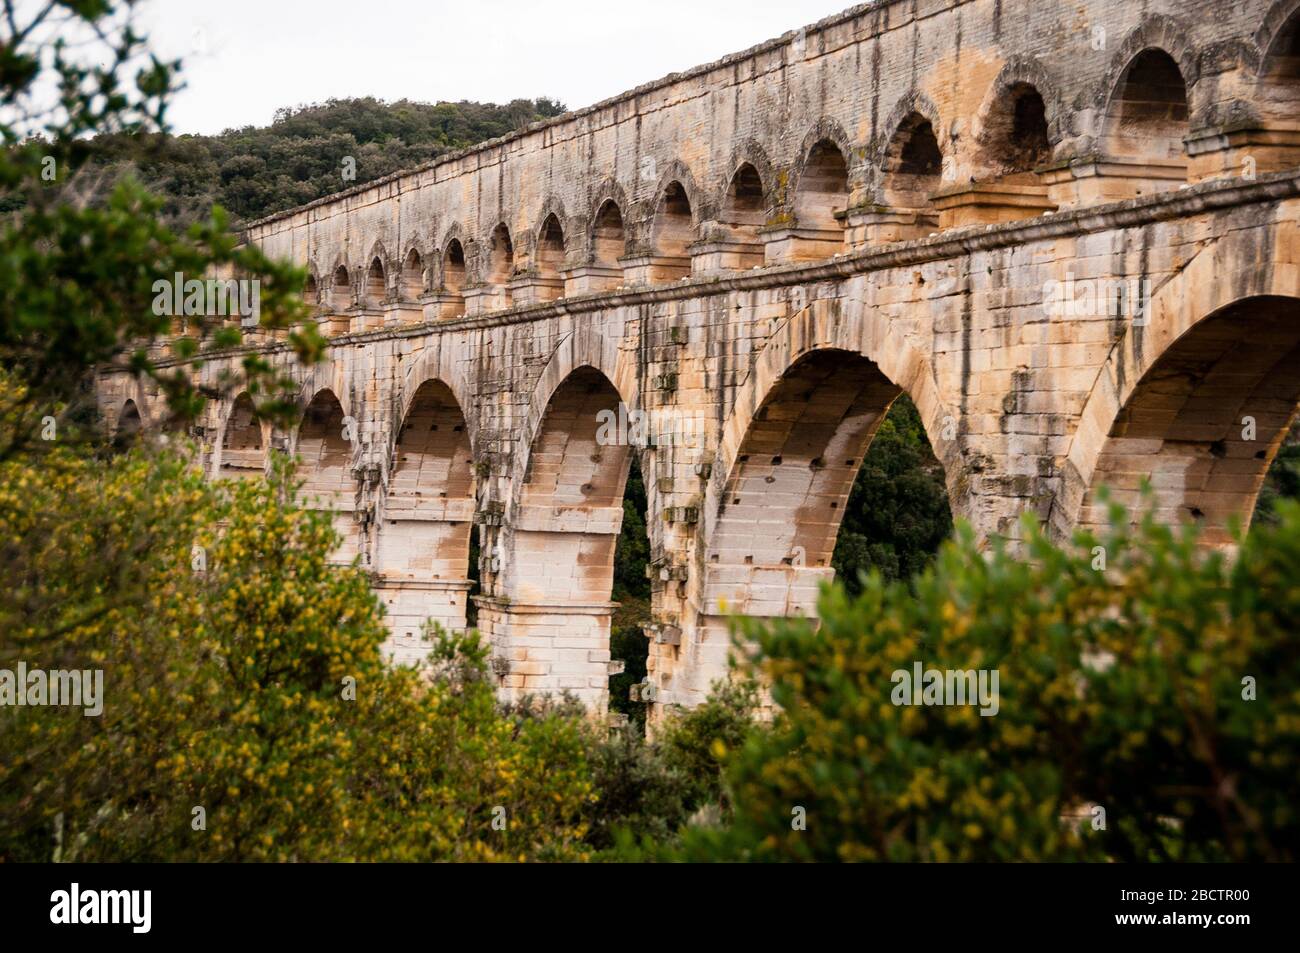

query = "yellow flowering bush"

[{"left": 682, "top": 502, "right": 1300, "bottom": 861}]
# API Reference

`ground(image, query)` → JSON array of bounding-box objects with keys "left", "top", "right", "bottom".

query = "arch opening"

[
  {"left": 1262, "top": 9, "right": 1300, "bottom": 120},
  {"left": 793, "top": 139, "right": 848, "bottom": 248},
  {"left": 488, "top": 224, "right": 514, "bottom": 288},
  {"left": 537, "top": 214, "right": 566, "bottom": 282},
  {"left": 1103, "top": 48, "right": 1190, "bottom": 164},
  {"left": 296, "top": 389, "right": 361, "bottom": 564},
  {"left": 712, "top": 350, "right": 951, "bottom": 585},
  {"left": 649, "top": 181, "right": 694, "bottom": 280},
  {"left": 593, "top": 200, "right": 626, "bottom": 272},
  {"left": 112, "top": 399, "right": 142, "bottom": 451},
  {"left": 330, "top": 265, "right": 351, "bottom": 312},
  {"left": 303, "top": 273, "right": 318, "bottom": 307},
  {"left": 365, "top": 257, "right": 386, "bottom": 308},
  {"left": 401, "top": 249, "right": 424, "bottom": 301},
  {"left": 377, "top": 379, "right": 476, "bottom": 661},
  {"left": 722, "top": 163, "right": 765, "bottom": 244},
  {"left": 980, "top": 83, "right": 1052, "bottom": 179},
  {"left": 496, "top": 366, "right": 635, "bottom": 711},
  {"left": 1075, "top": 296, "right": 1300, "bottom": 548},
  {"left": 882, "top": 113, "right": 943, "bottom": 211},
  {"left": 219, "top": 394, "right": 264, "bottom": 481}
]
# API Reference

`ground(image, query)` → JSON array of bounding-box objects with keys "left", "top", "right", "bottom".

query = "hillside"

[{"left": 85, "top": 96, "right": 566, "bottom": 226}]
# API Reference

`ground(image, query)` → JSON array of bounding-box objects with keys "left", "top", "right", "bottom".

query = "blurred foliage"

[
  {"left": 0, "top": 434, "right": 594, "bottom": 861},
  {"left": 681, "top": 497, "right": 1300, "bottom": 862},
  {"left": 0, "top": 0, "right": 325, "bottom": 447}
]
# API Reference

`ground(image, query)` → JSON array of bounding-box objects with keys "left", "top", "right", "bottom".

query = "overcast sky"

[{"left": 137, "top": 0, "right": 853, "bottom": 135}]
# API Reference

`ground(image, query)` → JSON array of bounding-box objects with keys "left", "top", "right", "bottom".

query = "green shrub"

[{"left": 683, "top": 500, "right": 1300, "bottom": 861}]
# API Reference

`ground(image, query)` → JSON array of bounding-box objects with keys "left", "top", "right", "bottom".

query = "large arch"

[
  {"left": 1059, "top": 208, "right": 1300, "bottom": 544},
  {"left": 1064, "top": 296, "right": 1300, "bottom": 547},
  {"left": 217, "top": 393, "right": 265, "bottom": 480},
  {"left": 295, "top": 388, "right": 361, "bottom": 565},
  {"left": 375, "top": 378, "right": 477, "bottom": 663},
  {"left": 484, "top": 364, "right": 636, "bottom": 710},
  {"left": 645, "top": 297, "right": 960, "bottom": 712}
]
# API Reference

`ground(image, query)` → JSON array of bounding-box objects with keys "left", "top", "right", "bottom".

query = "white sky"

[{"left": 137, "top": 0, "right": 854, "bottom": 135}]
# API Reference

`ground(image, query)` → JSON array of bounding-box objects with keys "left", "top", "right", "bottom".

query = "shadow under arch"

[
  {"left": 375, "top": 377, "right": 478, "bottom": 663},
  {"left": 1062, "top": 294, "right": 1300, "bottom": 549}
]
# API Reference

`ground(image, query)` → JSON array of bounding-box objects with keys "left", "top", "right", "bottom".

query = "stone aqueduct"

[{"left": 101, "top": 0, "right": 1300, "bottom": 717}]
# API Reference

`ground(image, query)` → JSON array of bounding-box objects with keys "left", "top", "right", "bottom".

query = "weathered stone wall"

[{"left": 99, "top": 0, "right": 1300, "bottom": 718}]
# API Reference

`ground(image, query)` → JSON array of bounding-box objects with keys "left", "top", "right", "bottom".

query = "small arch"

[
  {"left": 649, "top": 181, "right": 694, "bottom": 280},
  {"left": 1102, "top": 48, "right": 1191, "bottom": 163},
  {"left": 330, "top": 265, "right": 352, "bottom": 312},
  {"left": 113, "top": 399, "right": 142, "bottom": 449},
  {"left": 442, "top": 239, "right": 466, "bottom": 297},
  {"left": 401, "top": 249, "right": 425, "bottom": 301},
  {"left": 536, "top": 213, "right": 566, "bottom": 282},
  {"left": 593, "top": 199, "right": 626, "bottom": 270},
  {"left": 296, "top": 388, "right": 361, "bottom": 562},
  {"left": 977, "top": 83, "right": 1052, "bottom": 178},
  {"left": 365, "top": 257, "right": 386, "bottom": 308},
  {"left": 487, "top": 224, "right": 514, "bottom": 287},
  {"left": 721, "top": 162, "right": 765, "bottom": 243},
  {"left": 1260, "top": 3, "right": 1300, "bottom": 120},
  {"left": 881, "top": 112, "right": 943, "bottom": 211},
  {"left": 303, "top": 272, "right": 319, "bottom": 306},
  {"left": 794, "top": 139, "right": 849, "bottom": 239},
  {"left": 219, "top": 393, "right": 264, "bottom": 480},
  {"left": 651, "top": 182, "right": 694, "bottom": 256}
]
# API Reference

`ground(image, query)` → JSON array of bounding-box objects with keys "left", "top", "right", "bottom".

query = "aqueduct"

[{"left": 100, "top": 0, "right": 1300, "bottom": 717}]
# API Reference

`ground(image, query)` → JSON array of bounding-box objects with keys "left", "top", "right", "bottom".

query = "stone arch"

[
  {"left": 217, "top": 392, "right": 265, "bottom": 480},
  {"left": 1257, "top": 0, "right": 1300, "bottom": 120},
  {"left": 536, "top": 211, "right": 567, "bottom": 282},
  {"left": 486, "top": 222, "right": 514, "bottom": 287},
  {"left": 400, "top": 247, "right": 426, "bottom": 301},
  {"left": 329, "top": 262, "right": 352, "bottom": 312},
  {"left": 591, "top": 197, "right": 628, "bottom": 271},
  {"left": 879, "top": 106, "right": 945, "bottom": 213},
  {"left": 295, "top": 387, "right": 362, "bottom": 564},
  {"left": 725, "top": 138, "right": 776, "bottom": 204},
  {"left": 720, "top": 161, "right": 767, "bottom": 245},
  {"left": 364, "top": 255, "right": 387, "bottom": 308},
  {"left": 647, "top": 160, "right": 707, "bottom": 224},
  {"left": 1058, "top": 212, "right": 1300, "bottom": 546},
  {"left": 586, "top": 178, "right": 630, "bottom": 264},
  {"left": 114, "top": 399, "right": 142, "bottom": 446},
  {"left": 972, "top": 57, "right": 1062, "bottom": 178},
  {"left": 1103, "top": 14, "right": 1202, "bottom": 109},
  {"left": 376, "top": 377, "right": 478, "bottom": 658},
  {"left": 508, "top": 328, "right": 637, "bottom": 509},
  {"left": 706, "top": 296, "right": 959, "bottom": 552},
  {"left": 648, "top": 175, "right": 697, "bottom": 280},
  {"left": 790, "top": 119, "right": 852, "bottom": 232},
  {"left": 1101, "top": 46, "right": 1192, "bottom": 163},
  {"left": 876, "top": 92, "right": 944, "bottom": 165}
]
